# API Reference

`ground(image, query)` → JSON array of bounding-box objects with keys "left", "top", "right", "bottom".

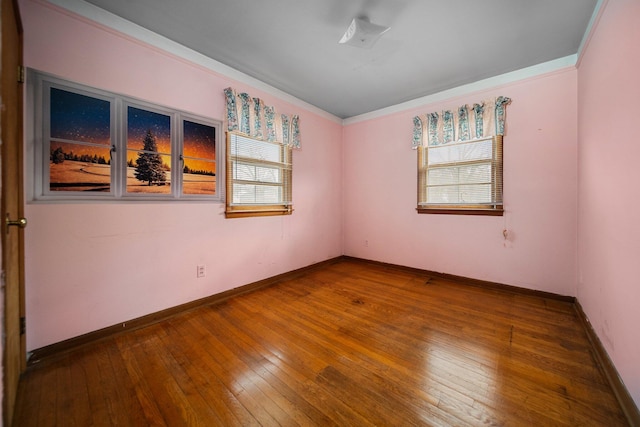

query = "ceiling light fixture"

[{"left": 338, "top": 17, "right": 390, "bottom": 49}]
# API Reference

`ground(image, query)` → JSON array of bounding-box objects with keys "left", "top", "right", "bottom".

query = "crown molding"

[
  {"left": 43, "top": 0, "right": 593, "bottom": 127},
  {"left": 343, "top": 55, "right": 577, "bottom": 125},
  {"left": 44, "top": 0, "right": 343, "bottom": 124},
  {"left": 576, "top": 0, "right": 608, "bottom": 68}
]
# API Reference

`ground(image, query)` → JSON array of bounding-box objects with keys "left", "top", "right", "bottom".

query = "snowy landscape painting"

[{"left": 49, "top": 88, "right": 216, "bottom": 195}]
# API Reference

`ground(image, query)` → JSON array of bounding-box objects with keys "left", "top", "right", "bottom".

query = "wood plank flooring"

[{"left": 13, "top": 259, "right": 629, "bottom": 426}]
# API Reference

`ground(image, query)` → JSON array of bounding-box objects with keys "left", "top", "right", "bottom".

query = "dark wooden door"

[{"left": 1, "top": 0, "right": 25, "bottom": 424}]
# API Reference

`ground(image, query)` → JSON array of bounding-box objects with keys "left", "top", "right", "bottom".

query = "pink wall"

[
  {"left": 343, "top": 70, "right": 578, "bottom": 296},
  {"left": 20, "top": 0, "right": 343, "bottom": 350},
  {"left": 577, "top": 0, "right": 640, "bottom": 407},
  {"left": 19, "top": 0, "right": 638, "bottom": 409}
]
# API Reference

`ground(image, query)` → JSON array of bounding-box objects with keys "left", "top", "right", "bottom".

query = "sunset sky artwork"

[
  {"left": 50, "top": 87, "right": 110, "bottom": 145},
  {"left": 183, "top": 120, "right": 215, "bottom": 161},
  {"left": 183, "top": 120, "right": 216, "bottom": 174},
  {"left": 50, "top": 87, "right": 216, "bottom": 177},
  {"left": 127, "top": 106, "right": 171, "bottom": 155}
]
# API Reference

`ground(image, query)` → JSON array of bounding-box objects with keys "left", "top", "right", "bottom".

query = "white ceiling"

[{"left": 78, "top": 0, "right": 598, "bottom": 119}]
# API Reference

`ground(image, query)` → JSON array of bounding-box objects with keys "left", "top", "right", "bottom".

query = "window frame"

[
  {"left": 225, "top": 131, "right": 293, "bottom": 218},
  {"left": 417, "top": 135, "right": 503, "bottom": 216},
  {"left": 28, "top": 69, "right": 223, "bottom": 202}
]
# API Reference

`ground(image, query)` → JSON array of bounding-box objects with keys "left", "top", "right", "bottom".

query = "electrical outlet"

[
  {"left": 197, "top": 265, "right": 206, "bottom": 278},
  {"left": 365, "top": 240, "right": 369, "bottom": 247}
]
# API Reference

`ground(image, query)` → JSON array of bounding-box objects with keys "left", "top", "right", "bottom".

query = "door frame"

[{"left": 1, "top": 0, "right": 26, "bottom": 424}]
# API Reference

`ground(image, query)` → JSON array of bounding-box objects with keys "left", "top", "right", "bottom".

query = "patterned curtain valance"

[
  {"left": 412, "top": 96, "right": 511, "bottom": 149},
  {"left": 224, "top": 87, "right": 301, "bottom": 148}
]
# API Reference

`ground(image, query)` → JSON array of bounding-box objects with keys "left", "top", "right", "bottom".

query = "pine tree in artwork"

[{"left": 134, "top": 130, "right": 166, "bottom": 186}]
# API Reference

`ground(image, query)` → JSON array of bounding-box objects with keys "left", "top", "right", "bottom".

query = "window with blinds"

[
  {"left": 225, "top": 132, "right": 293, "bottom": 218},
  {"left": 418, "top": 135, "right": 503, "bottom": 215}
]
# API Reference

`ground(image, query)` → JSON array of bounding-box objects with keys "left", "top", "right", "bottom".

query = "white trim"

[
  {"left": 343, "top": 55, "right": 577, "bottom": 125},
  {"left": 46, "top": 0, "right": 342, "bottom": 124},
  {"left": 45, "top": 0, "right": 587, "bottom": 126},
  {"left": 576, "top": 0, "right": 608, "bottom": 67}
]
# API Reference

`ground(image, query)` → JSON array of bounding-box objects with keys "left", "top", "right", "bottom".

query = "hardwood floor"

[{"left": 13, "top": 259, "right": 629, "bottom": 426}]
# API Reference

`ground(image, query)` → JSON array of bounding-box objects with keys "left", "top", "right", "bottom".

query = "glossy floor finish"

[{"left": 13, "top": 260, "right": 629, "bottom": 426}]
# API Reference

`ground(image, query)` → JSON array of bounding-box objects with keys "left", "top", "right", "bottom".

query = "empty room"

[{"left": 1, "top": 0, "right": 639, "bottom": 425}]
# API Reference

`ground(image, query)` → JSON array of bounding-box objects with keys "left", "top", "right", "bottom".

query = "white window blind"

[
  {"left": 226, "top": 132, "right": 292, "bottom": 217},
  {"left": 419, "top": 135, "right": 502, "bottom": 211}
]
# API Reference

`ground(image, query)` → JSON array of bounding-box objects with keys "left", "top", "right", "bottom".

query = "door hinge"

[
  {"left": 20, "top": 317, "right": 25, "bottom": 335},
  {"left": 17, "top": 65, "right": 25, "bottom": 84}
]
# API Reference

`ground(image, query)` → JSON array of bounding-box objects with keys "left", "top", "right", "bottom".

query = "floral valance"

[
  {"left": 224, "top": 87, "right": 301, "bottom": 148},
  {"left": 412, "top": 96, "right": 511, "bottom": 148}
]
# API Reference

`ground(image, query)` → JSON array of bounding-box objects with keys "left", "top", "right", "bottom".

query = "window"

[
  {"left": 29, "top": 70, "right": 221, "bottom": 201},
  {"left": 418, "top": 135, "right": 503, "bottom": 215},
  {"left": 413, "top": 97, "right": 510, "bottom": 215},
  {"left": 225, "top": 132, "right": 292, "bottom": 218}
]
